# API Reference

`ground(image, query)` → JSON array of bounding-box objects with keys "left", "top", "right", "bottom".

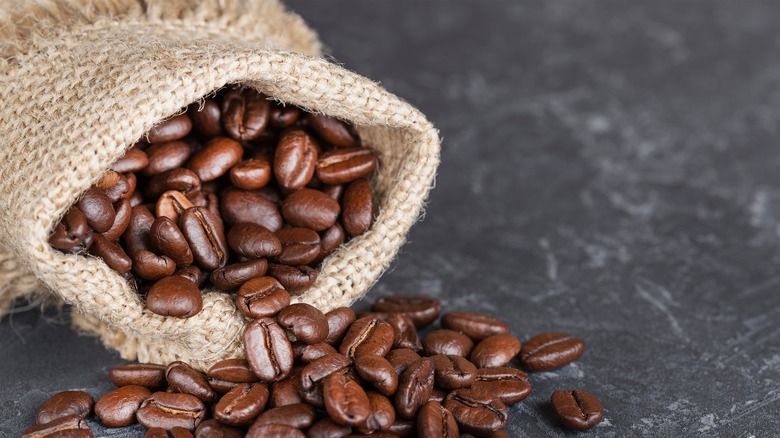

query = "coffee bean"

[
  {"left": 235, "top": 276, "right": 290, "bottom": 318},
  {"left": 300, "top": 354, "right": 352, "bottom": 394},
  {"left": 444, "top": 388, "right": 508, "bottom": 435},
  {"left": 36, "top": 391, "right": 94, "bottom": 424},
  {"left": 316, "top": 147, "right": 377, "bottom": 185},
  {"left": 323, "top": 373, "right": 370, "bottom": 427},
  {"left": 213, "top": 382, "right": 269, "bottom": 426},
  {"left": 112, "top": 147, "right": 149, "bottom": 174},
  {"left": 94, "top": 385, "right": 152, "bottom": 427},
  {"left": 429, "top": 355, "right": 477, "bottom": 390},
  {"left": 194, "top": 419, "right": 243, "bottom": 438},
  {"left": 146, "top": 114, "right": 192, "bottom": 143},
  {"left": 180, "top": 207, "right": 228, "bottom": 271},
  {"left": 110, "top": 363, "right": 167, "bottom": 389},
  {"left": 550, "top": 389, "right": 603, "bottom": 431},
  {"left": 342, "top": 178, "right": 372, "bottom": 237},
  {"left": 225, "top": 223, "right": 281, "bottom": 260},
  {"left": 281, "top": 189, "right": 340, "bottom": 232},
  {"left": 156, "top": 190, "right": 194, "bottom": 224},
  {"left": 299, "top": 342, "right": 339, "bottom": 363},
  {"left": 49, "top": 207, "right": 91, "bottom": 252},
  {"left": 150, "top": 216, "right": 194, "bottom": 267},
  {"left": 269, "top": 105, "right": 300, "bottom": 128},
  {"left": 308, "top": 114, "right": 357, "bottom": 148},
  {"left": 188, "top": 99, "right": 224, "bottom": 139},
  {"left": 166, "top": 361, "right": 218, "bottom": 404},
  {"left": 175, "top": 265, "right": 206, "bottom": 287},
  {"left": 206, "top": 359, "right": 260, "bottom": 395},
  {"left": 386, "top": 313, "right": 422, "bottom": 351},
  {"left": 422, "top": 329, "right": 474, "bottom": 357},
  {"left": 147, "top": 168, "right": 201, "bottom": 199},
  {"left": 308, "top": 417, "right": 352, "bottom": 438},
  {"left": 469, "top": 334, "right": 521, "bottom": 368},
  {"left": 102, "top": 198, "right": 132, "bottom": 241},
  {"left": 520, "top": 333, "right": 585, "bottom": 372},
  {"left": 77, "top": 187, "right": 116, "bottom": 233},
  {"left": 472, "top": 367, "right": 531, "bottom": 405},
  {"left": 354, "top": 355, "right": 398, "bottom": 397},
  {"left": 222, "top": 88, "right": 270, "bottom": 141},
  {"left": 209, "top": 259, "right": 268, "bottom": 290},
  {"left": 251, "top": 403, "right": 316, "bottom": 429},
  {"left": 429, "top": 387, "right": 448, "bottom": 404},
  {"left": 324, "top": 307, "right": 356, "bottom": 346},
  {"left": 277, "top": 303, "right": 329, "bottom": 344},
  {"left": 441, "top": 312, "right": 510, "bottom": 342},
  {"left": 386, "top": 418, "right": 415, "bottom": 437},
  {"left": 244, "top": 317, "right": 294, "bottom": 382},
  {"left": 131, "top": 250, "right": 177, "bottom": 281},
  {"left": 316, "top": 222, "right": 345, "bottom": 263},
  {"left": 96, "top": 171, "right": 130, "bottom": 202},
  {"left": 269, "top": 367, "right": 304, "bottom": 408},
  {"left": 22, "top": 414, "right": 92, "bottom": 438},
  {"left": 146, "top": 275, "right": 203, "bottom": 318},
  {"left": 245, "top": 424, "right": 306, "bottom": 438},
  {"left": 124, "top": 205, "right": 155, "bottom": 253},
  {"left": 144, "top": 141, "right": 193, "bottom": 176},
  {"left": 145, "top": 427, "right": 194, "bottom": 438},
  {"left": 275, "top": 227, "right": 322, "bottom": 265},
  {"left": 188, "top": 137, "right": 244, "bottom": 182},
  {"left": 266, "top": 264, "right": 318, "bottom": 293},
  {"left": 372, "top": 296, "right": 442, "bottom": 328},
  {"left": 90, "top": 233, "right": 132, "bottom": 274},
  {"left": 274, "top": 129, "right": 318, "bottom": 190},
  {"left": 220, "top": 187, "right": 283, "bottom": 231},
  {"left": 417, "top": 401, "right": 459, "bottom": 438},
  {"left": 386, "top": 348, "right": 422, "bottom": 377},
  {"left": 339, "top": 317, "right": 395, "bottom": 360},
  {"left": 230, "top": 158, "right": 272, "bottom": 190},
  {"left": 136, "top": 391, "right": 206, "bottom": 431},
  {"left": 395, "top": 357, "right": 435, "bottom": 419},
  {"left": 356, "top": 391, "right": 395, "bottom": 434}
]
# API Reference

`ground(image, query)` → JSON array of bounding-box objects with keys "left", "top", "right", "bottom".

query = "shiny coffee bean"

[
  {"left": 323, "top": 373, "right": 370, "bottom": 427},
  {"left": 372, "top": 295, "right": 442, "bottom": 328},
  {"left": 144, "top": 141, "right": 193, "bottom": 176},
  {"left": 324, "top": 307, "right": 356, "bottom": 346},
  {"left": 166, "top": 361, "right": 218, "bottom": 404},
  {"left": 321, "top": 184, "right": 345, "bottom": 202},
  {"left": 156, "top": 190, "right": 194, "bottom": 224},
  {"left": 244, "top": 317, "right": 294, "bottom": 382},
  {"left": 22, "top": 414, "right": 92, "bottom": 438},
  {"left": 308, "top": 114, "right": 357, "bottom": 148},
  {"left": 444, "top": 388, "right": 508, "bottom": 435},
  {"left": 274, "top": 129, "right": 318, "bottom": 190},
  {"left": 356, "top": 391, "right": 395, "bottom": 434},
  {"left": 194, "top": 419, "right": 243, "bottom": 438},
  {"left": 175, "top": 265, "right": 206, "bottom": 287},
  {"left": 269, "top": 367, "right": 304, "bottom": 408},
  {"left": 386, "top": 348, "right": 422, "bottom": 377},
  {"left": 386, "top": 313, "right": 422, "bottom": 351},
  {"left": 299, "top": 342, "right": 339, "bottom": 363},
  {"left": 180, "top": 207, "right": 228, "bottom": 271},
  {"left": 146, "top": 275, "right": 203, "bottom": 318},
  {"left": 422, "top": 329, "right": 474, "bottom": 357},
  {"left": 36, "top": 391, "right": 94, "bottom": 424},
  {"left": 245, "top": 424, "right": 306, "bottom": 438},
  {"left": 146, "top": 114, "right": 192, "bottom": 143},
  {"left": 150, "top": 216, "right": 194, "bottom": 267},
  {"left": 339, "top": 317, "right": 395, "bottom": 360},
  {"left": 470, "top": 334, "right": 521, "bottom": 368},
  {"left": 429, "top": 387, "right": 448, "bottom": 404},
  {"left": 102, "top": 198, "right": 132, "bottom": 241},
  {"left": 131, "top": 250, "right": 177, "bottom": 280},
  {"left": 77, "top": 187, "right": 116, "bottom": 233},
  {"left": 230, "top": 158, "right": 272, "bottom": 190},
  {"left": 136, "top": 391, "right": 206, "bottom": 431},
  {"left": 275, "top": 227, "right": 321, "bottom": 265},
  {"left": 277, "top": 303, "right": 329, "bottom": 344},
  {"left": 441, "top": 311, "right": 510, "bottom": 341},
  {"left": 147, "top": 168, "right": 201, "bottom": 198},
  {"left": 145, "top": 427, "right": 194, "bottom": 438},
  {"left": 269, "top": 105, "right": 300, "bottom": 128},
  {"left": 472, "top": 367, "right": 531, "bottom": 405},
  {"left": 235, "top": 276, "right": 290, "bottom": 318},
  {"left": 354, "top": 355, "right": 398, "bottom": 396},
  {"left": 110, "top": 363, "right": 167, "bottom": 390},
  {"left": 227, "top": 222, "right": 282, "bottom": 259},
  {"left": 97, "top": 171, "right": 131, "bottom": 202},
  {"left": 316, "top": 147, "right": 377, "bottom": 185},
  {"left": 550, "top": 389, "right": 603, "bottom": 431},
  {"left": 281, "top": 189, "right": 340, "bottom": 232},
  {"left": 90, "top": 233, "right": 132, "bottom": 274},
  {"left": 395, "top": 357, "right": 435, "bottom": 419},
  {"left": 49, "top": 207, "right": 91, "bottom": 251},
  {"left": 308, "top": 417, "right": 352, "bottom": 438},
  {"left": 111, "top": 147, "right": 149, "bottom": 173},
  {"left": 94, "top": 385, "right": 152, "bottom": 427},
  {"left": 213, "top": 383, "right": 269, "bottom": 426},
  {"left": 417, "top": 401, "right": 459, "bottom": 438},
  {"left": 222, "top": 88, "right": 270, "bottom": 141},
  {"left": 300, "top": 354, "right": 352, "bottom": 393},
  {"left": 188, "top": 99, "right": 223, "bottom": 139},
  {"left": 429, "top": 355, "right": 477, "bottom": 390},
  {"left": 520, "top": 332, "right": 585, "bottom": 372},
  {"left": 220, "top": 187, "right": 283, "bottom": 232},
  {"left": 188, "top": 137, "right": 243, "bottom": 182},
  {"left": 124, "top": 205, "right": 155, "bottom": 253},
  {"left": 251, "top": 403, "right": 316, "bottom": 429},
  {"left": 210, "top": 259, "right": 267, "bottom": 290},
  {"left": 206, "top": 359, "right": 259, "bottom": 394},
  {"left": 266, "top": 263, "right": 318, "bottom": 293},
  {"left": 316, "top": 222, "right": 345, "bottom": 263}
]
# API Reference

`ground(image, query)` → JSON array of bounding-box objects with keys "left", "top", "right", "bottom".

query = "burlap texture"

[{"left": 0, "top": 0, "right": 440, "bottom": 371}]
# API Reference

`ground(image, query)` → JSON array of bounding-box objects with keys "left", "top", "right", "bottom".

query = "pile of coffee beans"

[
  {"left": 48, "top": 86, "right": 377, "bottom": 318},
  {"left": 23, "top": 295, "right": 603, "bottom": 437}
]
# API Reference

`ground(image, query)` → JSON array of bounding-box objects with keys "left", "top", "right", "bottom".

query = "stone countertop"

[{"left": 4, "top": 1, "right": 780, "bottom": 436}]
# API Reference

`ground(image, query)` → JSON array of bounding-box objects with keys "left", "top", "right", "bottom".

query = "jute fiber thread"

[{"left": 0, "top": 0, "right": 440, "bottom": 371}]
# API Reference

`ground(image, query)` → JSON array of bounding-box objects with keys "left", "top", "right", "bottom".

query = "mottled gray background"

[{"left": 3, "top": 1, "right": 780, "bottom": 436}]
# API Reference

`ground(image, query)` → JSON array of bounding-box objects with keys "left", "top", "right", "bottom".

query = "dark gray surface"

[{"left": 3, "top": 1, "right": 780, "bottom": 436}]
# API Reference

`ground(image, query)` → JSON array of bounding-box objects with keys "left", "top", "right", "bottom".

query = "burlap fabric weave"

[{"left": 0, "top": 0, "right": 440, "bottom": 371}]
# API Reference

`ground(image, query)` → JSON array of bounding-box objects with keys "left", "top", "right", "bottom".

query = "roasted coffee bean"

[
  {"left": 222, "top": 88, "right": 270, "bottom": 141},
  {"left": 213, "top": 383, "right": 269, "bottom": 426},
  {"left": 321, "top": 184, "right": 345, "bottom": 202},
  {"left": 441, "top": 312, "right": 510, "bottom": 342},
  {"left": 308, "top": 417, "right": 352, "bottom": 438},
  {"left": 36, "top": 391, "right": 94, "bottom": 424},
  {"left": 417, "top": 401, "right": 459, "bottom": 438},
  {"left": 308, "top": 114, "right": 357, "bottom": 148},
  {"left": 146, "top": 275, "right": 203, "bottom": 318},
  {"left": 77, "top": 187, "right": 116, "bottom": 233},
  {"left": 316, "top": 147, "right": 377, "bottom": 185},
  {"left": 269, "top": 367, "right": 304, "bottom": 408},
  {"left": 245, "top": 424, "right": 306, "bottom": 438},
  {"left": 386, "top": 313, "right": 422, "bottom": 351},
  {"left": 301, "top": 354, "right": 352, "bottom": 393},
  {"left": 356, "top": 391, "right": 395, "bottom": 434},
  {"left": 354, "top": 355, "right": 398, "bottom": 396},
  {"left": 274, "top": 129, "right": 318, "bottom": 190},
  {"left": 472, "top": 367, "right": 531, "bottom": 405},
  {"left": 430, "top": 355, "right": 477, "bottom": 390},
  {"left": 372, "top": 295, "right": 441, "bottom": 328},
  {"left": 395, "top": 357, "right": 434, "bottom": 420},
  {"left": 422, "top": 329, "right": 474, "bottom": 357},
  {"left": 188, "top": 137, "right": 243, "bottom": 182},
  {"left": 269, "top": 105, "right": 300, "bottom": 128},
  {"left": 49, "top": 207, "right": 91, "bottom": 251},
  {"left": 323, "top": 373, "right": 370, "bottom": 427},
  {"left": 180, "top": 207, "right": 228, "bottom": 271},
  {"left": 90, "top": 233, "right": 132, "bottom": 274},
  {"left": 145, "top": 427, "right": 194, "bottom": 438},
  {"left": 209, "top": 259, "right": 267, "bottom": 290},
  {"left": 166, "top": 361, "right": 218, "bottom": 404},
  {"left": 251, "top": 403, "right": 316, "bottom": 429},
  {"left": 235, "top": 276, "right": 290, "bottom": 318},
  {"left": 112, "top": 147, "right": 149, "bottom": 173},
  {"left": 281, "top": 189, "right": 340, "bottom": 232},
  {"left": 220, "top": 187, "right": 283, "bottom": 232},
  {"left": 429, "top": 387, "right": 448, "bottom": 404},
  {"left": 136, "top": 391, "right": 206, "bottom": 431},
  {"left": 339, "top": 317, "right": 395, "bottom": 360},
  {"left": 324, "top": 307, "right": 356, "bottom": 345},
  {"left": 520, "top": 332, "right": 585, "bottom": 372},
  {"left": 316, "top": 222, "right": 345, "bottom": 263},
  {"left": 144, "top": 141, "right": 193, "bottom": 176},
  {"left": 275, "top": 227, "right": 321, "bottom": 265},
  {"left": 175, "top": 265, "right": 206, "bottom": 287},
  {"left": 386, "top": 348, "right": 422, "bottom": 377},
  {"left": 444, "top": 388, "right": 508, "bottom": 435},
  {"left": 194, "top": 419, "right": 243, "bottom": 438},
  {"left": 188, "top": 99, "right": 223, "bottom": 139},
  {"left": 550, "top": 389, "right": 603, "bottom": 431},
  {"left": 102, "top": 198, "right": 132, "bottom": 241},
  {"left": 97, "top": 171, "right": 132, "bottom": 202},
  {"left": 22, "top": 414, "right": 92, "bottom": 438},
  {"left": 156, "top": 190, "right": 194, "bottom": 224},
  {"left": 146, "top": 114, "right": 192, "bottom": 143},
  {"left": 469, "top": 334, "right": 521, "bottom": 368},
  {"left": 131, "top": 250, "right": 177, "bottom": 280},
  {"left": 244, "top": 317, "right": 294, "bottom": 382},
  {"left": 150, "top": 216, "right": 194, "bottom": 267},
  {"left": 124, "top": 205, "right": 155, "bottom": 253},
  {"left": 147, "top": 168, "right": 202, "bottom": 198},
  {"left": 110, "top": 363, "right": 167, "bottom": 389},
  {"left": 227, "top": 222, "right": 282, "bottom": 259},
  {"left": 299, "top": 342, "right": 339, "bottom": 363},
  {"left": 94, "top": 385, "right": 152, "bottom": 427},
  {"left": 266, "top": 263, "right": 318, "bottom": 293},
  {"left": 277, "top": 303, "right": 329, "bottom": 344},
  {"left": 206, "top": 359, "right": 259, "bottom": 394},
  {"left": 230, "top": 158, "right": 272, "bottom": 190}
]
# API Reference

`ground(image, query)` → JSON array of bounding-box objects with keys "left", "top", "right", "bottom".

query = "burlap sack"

[{"left": 0, "top": 0, "right": 439, "bottom": 371}]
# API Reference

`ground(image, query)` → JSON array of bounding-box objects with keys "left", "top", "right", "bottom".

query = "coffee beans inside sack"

[{"left": 49, "top": 86, "right": 377, "bottom": 319}]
